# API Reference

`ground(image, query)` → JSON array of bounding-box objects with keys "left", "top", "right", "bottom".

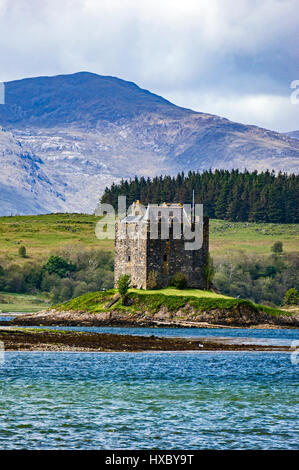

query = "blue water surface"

[{"left": 0, "top": 351, "right": 298, "bottom": 449}]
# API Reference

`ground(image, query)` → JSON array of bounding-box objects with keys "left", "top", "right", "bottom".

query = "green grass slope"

[
  {"left": 0, "top": 213, "right": 298, "bottom": 265},
  {"left": 0, "top": 292, "right": 50, "bottom": 313},
  {"left": 56, "top": 288, "right": 289, "bottom": 317}
]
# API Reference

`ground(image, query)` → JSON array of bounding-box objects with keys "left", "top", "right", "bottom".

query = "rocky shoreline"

[
  {"left": 1, "top": 299, "right": 297, "bottom": 352},
  {"left": 6, "top": 304, "right": 299, "bottom": 329},
  {"left": 0, "top": 328, "right": 293, "bottom": 352}
]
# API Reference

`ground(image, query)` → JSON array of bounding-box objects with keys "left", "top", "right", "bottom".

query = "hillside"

[
  {"left": 286, "top": 131, "right": 299, "bottom": 140},
  {"left": 0, "top": 72, "right": 298, "bottom": 215},
  {"left": 0, "top": 214, "right": 298, "bottom": 265},
  {"left": 0, "top": 214, "right": 297, "bottom": 308},
  {"left": 0, "top": 128, "right": 67, "bottom": 215}
]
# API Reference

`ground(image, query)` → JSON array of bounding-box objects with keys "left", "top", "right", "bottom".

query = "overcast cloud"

[{"left": 0, "top": 0, "right": 298, "bottom": 131}]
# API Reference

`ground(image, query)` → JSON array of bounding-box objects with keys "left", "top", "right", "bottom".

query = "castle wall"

[
  {"left": 145, "top": 217, "right": 209, "bottom": 289},
  {"left": 114, "top": 216, "right": 209, "bottom": 290},
  {"left": 114, "top": 221, "right": 147, "bottom": 288}
]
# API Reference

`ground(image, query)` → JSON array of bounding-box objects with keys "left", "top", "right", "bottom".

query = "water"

[
  {"left": 0, "top": 316, "right": 15, "bottom": 322},
  {"left": 0, "top": 351, "right": 298, "bottom": 449},
  {"left": 6, "top": 324, "right": 299, "bottom": 347}
]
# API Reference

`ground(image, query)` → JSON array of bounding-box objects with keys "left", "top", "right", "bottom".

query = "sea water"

[{"left": 0, "top": 351, "right": 298, "bottom": 449}]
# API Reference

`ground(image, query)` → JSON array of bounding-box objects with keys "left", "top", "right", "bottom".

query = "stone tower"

[{"left": 114, "top": 201, "right": 209, "bottom": 289}]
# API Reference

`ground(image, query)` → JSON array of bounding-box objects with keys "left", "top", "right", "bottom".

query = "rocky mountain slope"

[
  {"left": 0, "top": 127, "right": 67, "bottom": 215},
  {"left": 286, "top": 131, "right": 299, "bottom": 140},
  {"left": 0, "top": 72, "right": 298, "bottom": 214}
]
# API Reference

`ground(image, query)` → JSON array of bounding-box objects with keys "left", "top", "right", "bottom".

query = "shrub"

[
  {"left": 203, "top": 254, "right": 215, "bottom": 289},
  {"left": 50, "top": 278, "right": 75, "bottom": 303},
  {"left": 117, "top": 274, "right": 131, "bottom": 304},
  {"left": 73, "top": 281, "right": 89, "bottom": 298},
  {"left": 5, "top": 272, "right": 24, "bottom": 293},
  {"left": 23, "top": 264, "right": 43, "bottom": 292},
  {"left": 283, "top": 288, "right": 299, "bottom": 306},
  {"left": 171, "top": 272, "right": 187, "bottom": 289},
  {"left": 40, "top": 272, "right": 61, "bottom": 292},
  {"left": 18, "top": 246, "right": 27, "bottom": 258},
  {"left": 271, "top": 241, "right": 283, "bottom": 254},
  {"left": 44, "top": 255, "right": 76, "bottom": 278},
  {"left": 147, "top": 270, "right": 159, "bottom": 289}
]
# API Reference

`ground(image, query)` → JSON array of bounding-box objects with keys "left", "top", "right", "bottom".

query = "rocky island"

[{"left": 7, "top": 288, "right": 299, "bottom": 329}]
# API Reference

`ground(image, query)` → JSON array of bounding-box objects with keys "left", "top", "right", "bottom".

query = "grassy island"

[{"left": 56, "top": 287, "right": 288, "bottom": 318}]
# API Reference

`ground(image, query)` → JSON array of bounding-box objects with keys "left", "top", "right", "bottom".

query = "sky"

[{"left": 0, "top": 0, "right": 298, "bottom": 132}]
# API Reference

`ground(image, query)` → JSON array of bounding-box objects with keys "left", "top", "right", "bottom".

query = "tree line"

[
  {"left": 100, "top": 169, "right": 299, "bottom": 223},
  {"left": 213, "top": 250, "right": 298, "bottom": 305},
  {"left": 0, "top": 248, "right": 114, "bottom": 303},
  {"left": 0, "top": 246, "right": 297, "bottom": 306}
]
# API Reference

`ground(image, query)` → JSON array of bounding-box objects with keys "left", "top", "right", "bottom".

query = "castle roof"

[{"left": 120, "top": 201, "right": 191, "bottom": 225}]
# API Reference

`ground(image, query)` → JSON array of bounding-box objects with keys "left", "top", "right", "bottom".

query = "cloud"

[
  {"left": 0, "top": 0, "right": 298, "bottom": 131},
  {"left": 167, "top": 90, "right": 299, "bottom": 131}
]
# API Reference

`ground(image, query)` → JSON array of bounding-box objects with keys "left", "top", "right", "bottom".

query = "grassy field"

[
  {"left": 0, "top": 213, "right": 298, "bottom": 265},
  {"left": 210, "top": 219, "right": 299, "bottom": 255},
  {"left": 0, "top": 292, "right": 50, "bottom": 313},
  {"left": 0, "top": 213, "right": 113, "bottom": 265}
]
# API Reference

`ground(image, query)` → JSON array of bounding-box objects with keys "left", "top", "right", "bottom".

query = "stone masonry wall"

[
  {"left": 115, "top": 216, "right": 209, "bottom": 289},
  {"left": 146, "top": 217, "right": 209, "bottom": 289},
  {"left": 114, "top": 221, "right": 147, "bottom": 288}
]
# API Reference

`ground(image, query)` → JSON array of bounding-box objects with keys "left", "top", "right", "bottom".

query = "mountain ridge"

[
  {"left": 0, "top": 72, "right": 298, "bottom": 215},
  {"left": 286, "top": 131, "right": 299, "bottom": 140}
]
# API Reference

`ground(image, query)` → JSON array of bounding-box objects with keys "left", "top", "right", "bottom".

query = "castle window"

[
  {"left": 163, "top": 254, "right": 167, "bottom": 262},
  {"left": 135, "top": 211, "right": 139, "bottom": 215},
  {"left": 128, "top": 255, "right": 131, "bottom": 262}
]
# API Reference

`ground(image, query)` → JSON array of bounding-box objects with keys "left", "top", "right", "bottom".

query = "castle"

[{"left": 114, "top": 201, "right": 209, "bottom": 289}]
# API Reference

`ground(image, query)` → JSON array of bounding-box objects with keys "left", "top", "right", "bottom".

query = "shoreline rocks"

[
  {"left": 0, "top": 328, "right": 293, "bottom": 352},
  {"left": 8, "top": 303, "right": 299, "bottom": 329}
]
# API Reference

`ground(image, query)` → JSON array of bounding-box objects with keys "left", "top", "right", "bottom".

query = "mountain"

[
  {"left": 0, "top": 127, "right": 67, "bottom": 215},
  {"left": 286, "top": 131, "right": 299, "bottom": 140},
  {"left": 0, "top": 71, "right": 298, "bottom": 215}
]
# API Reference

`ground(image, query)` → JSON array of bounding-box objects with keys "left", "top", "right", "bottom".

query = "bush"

[
  {"left": 283, "top": 288, "right": 299, "bottom": 306},
  {"left": 171, "top": 272, "right": 187, "bottom": 289},
  {"left": 23, "top": 264, "right": 43, "bottom": 292},
  {"left": 40, "top": 272, "right": 61, "bottom": 292},
  {"left": 44, "top": 255, "right": 76, "bottom": 278},
  {"left": 117, "top": 274, "right": 131, "bottom": 304},
  {"left": 5, "top": 272, "right": 24, "bottom": 293},
  {"left": 147, "top": 270, "right": 159, "bottom": 289},
  {"left": 203, "top": 254, "right": 215, "bottom": 289},
  {"left": 72, "top": 281, "right": 89, "bottom": 299},
  {"left": 271, "top": 241, "right": 283, "bottom": 254},
  {"left": 50, "top": 278, "right": 75, "bottom": 303},
  {"left": 18, "top": 246, "right": 27, "bottom": 258}
]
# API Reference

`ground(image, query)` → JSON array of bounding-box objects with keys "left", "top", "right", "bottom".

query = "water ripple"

[{"left": 0, "top": 351, "right": 298, "bottom": 449}]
